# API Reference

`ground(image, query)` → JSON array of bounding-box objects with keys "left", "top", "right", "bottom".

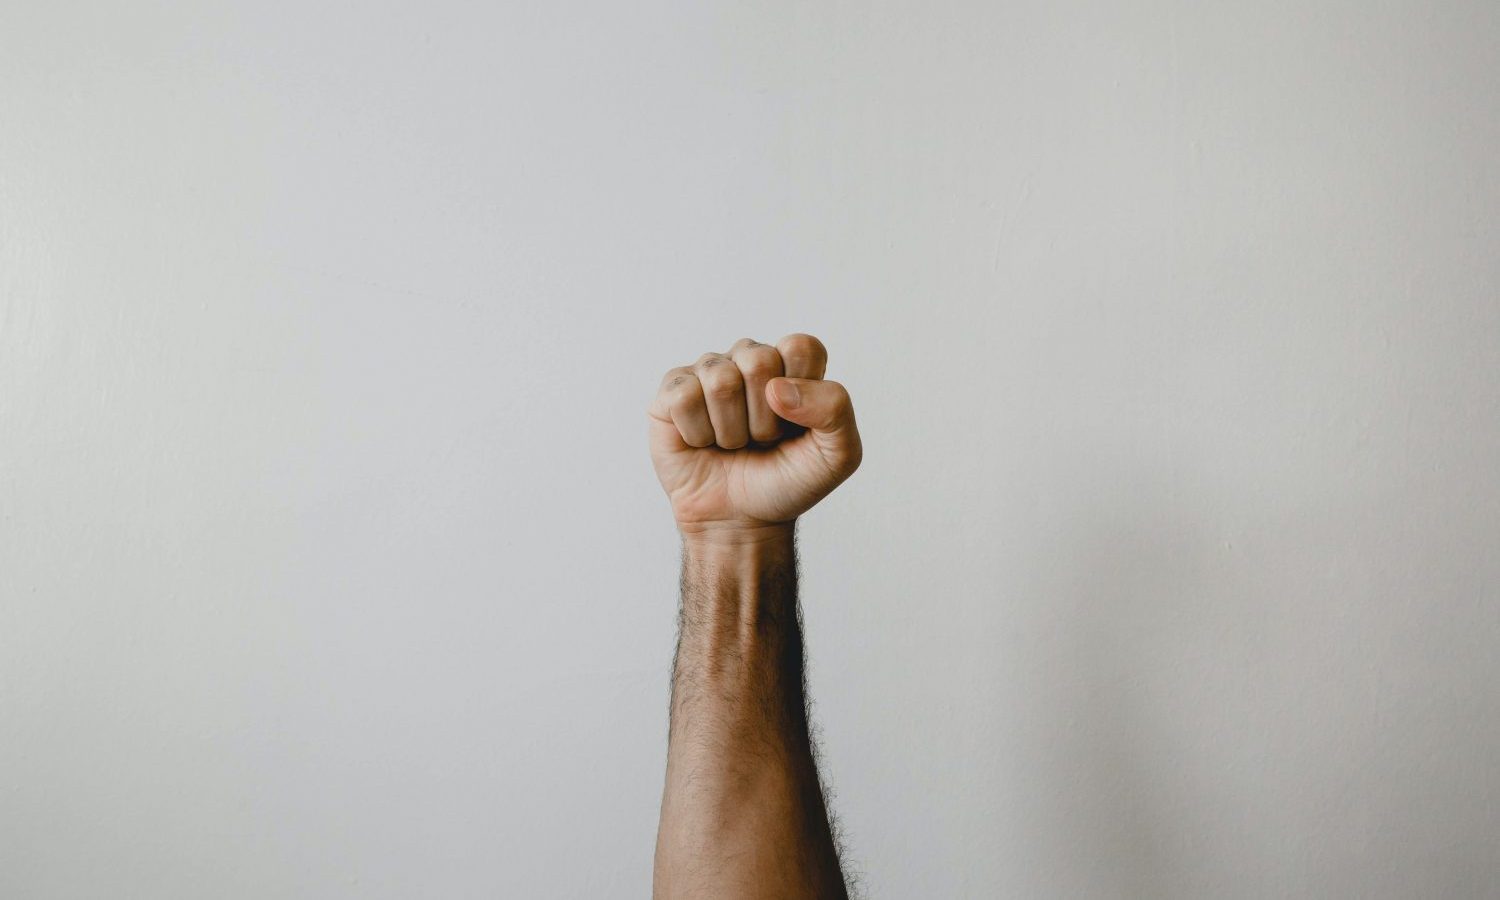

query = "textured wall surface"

[{"left": 3, "top": 2, "right": 1497, "bottom": 897}]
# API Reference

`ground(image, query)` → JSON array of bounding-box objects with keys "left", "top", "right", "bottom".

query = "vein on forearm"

[
  {"left": 670, "top": 536, "right": 809, "bottom": 755},
  {"left": 658, "top": 528, "right": 849, "bottom": 900}
]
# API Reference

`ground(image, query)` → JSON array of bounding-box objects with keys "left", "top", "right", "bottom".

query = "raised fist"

[{"left": 647, "top": 334, "right": 862, "bottom": 537}]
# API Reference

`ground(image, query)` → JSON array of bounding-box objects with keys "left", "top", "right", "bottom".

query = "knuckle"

[
  {"left": 779, "top": 335, "right": 827, "bottom": 375},
  {"left": 704, "top": 379, "right": 741, "bottom": 400},
  {"left": 698, "top": 368, "right": 743, "bottom": 398},
  {"left": 668, "top": 380, "right": 701, "bottom": 407},
  {"left": 660, "top": 367, "right": 693, "bottom": 393},
  {"left": 669, "top": 370, "right": 696, "bottom": 396},
  {"left": 780, "top": 332, "right": 826, "bottom": 358},
  {"left": 736, "top": 346, "right": 782, "bottom": 378}
]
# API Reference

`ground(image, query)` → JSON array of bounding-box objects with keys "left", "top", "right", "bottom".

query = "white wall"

[{"left": 4, "top": 2, "right": 1497, "bottom": 897}]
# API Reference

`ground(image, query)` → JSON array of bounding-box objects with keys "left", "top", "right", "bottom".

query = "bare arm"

[
  {"left": 657, "top": 525, "right": 846, "bottom": 897},
  {"left": 647, "top": 335, "right": 862, "bottom": 899}
]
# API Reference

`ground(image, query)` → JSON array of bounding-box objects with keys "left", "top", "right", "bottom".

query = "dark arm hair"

[{"left": 654, "top": 524, "right": 852, "bottom": 899}]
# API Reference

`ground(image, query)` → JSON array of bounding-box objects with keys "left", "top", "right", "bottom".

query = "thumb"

[{"left": 766, "top": 377, "right": 862, "bottom": 465}]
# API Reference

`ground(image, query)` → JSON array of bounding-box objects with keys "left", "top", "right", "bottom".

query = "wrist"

[
  {"left": 678, "top": 519, "right": 795, "bottom": 552},
  {"left": 678, "top": 520, "right": 799, "bottom": 655},
  {"left": 679, "top": 521, "right": 796, "bottom": 591}
]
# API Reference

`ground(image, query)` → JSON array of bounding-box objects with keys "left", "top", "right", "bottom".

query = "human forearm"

[
  {"left": 646, "top": 334, "right": 860, "bottom": 898},
  {"left": 654, "top": 524, "right": 847, "bottom": 899}
]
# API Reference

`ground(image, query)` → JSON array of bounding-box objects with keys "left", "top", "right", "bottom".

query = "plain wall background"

[{"left": 3, "top": 1, "right": 1498, "bottom": 897}]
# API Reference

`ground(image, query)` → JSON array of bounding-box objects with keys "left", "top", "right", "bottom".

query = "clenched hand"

[{"left": 647, "top": 334, "right": 862, "bottom": 537}]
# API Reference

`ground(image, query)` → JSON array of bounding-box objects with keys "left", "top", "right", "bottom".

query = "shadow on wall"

[
  {"left": 1009, "top": 459, "right": 1216, "bottom": 898},
  {"left": 1014, "top": 455, "right": 1499, "bottom": 898}
]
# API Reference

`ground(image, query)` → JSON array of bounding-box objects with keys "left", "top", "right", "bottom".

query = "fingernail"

[{"left": 772, "top": 379, "right": 801, "bottom": 408}]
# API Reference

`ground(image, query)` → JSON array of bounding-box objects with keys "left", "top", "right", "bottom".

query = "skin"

[{"left": 647, "top": 334, "right": 862, "bottom": 899}]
